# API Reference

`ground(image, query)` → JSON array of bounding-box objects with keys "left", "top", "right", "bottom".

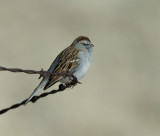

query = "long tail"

[{"left": 25, "top": 79, "right": 48, "bottom": 105}]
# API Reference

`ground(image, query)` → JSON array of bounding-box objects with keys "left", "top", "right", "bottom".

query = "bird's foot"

[{"left": 65, "top": 77, "right": 81, "bottom": 88}]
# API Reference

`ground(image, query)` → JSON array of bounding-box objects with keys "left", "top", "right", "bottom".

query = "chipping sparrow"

[{"left": 25, "top": 36, "right": 94, "bottom": 104}]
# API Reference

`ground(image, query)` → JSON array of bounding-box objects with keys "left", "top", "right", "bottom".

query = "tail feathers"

[{"left": 25, "top": 79, "right": 48, "bottom": 105}]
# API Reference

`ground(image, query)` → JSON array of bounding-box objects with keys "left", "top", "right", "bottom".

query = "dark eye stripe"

[{"left": 82, "top": 43, "right": 90, "bottom": 46}]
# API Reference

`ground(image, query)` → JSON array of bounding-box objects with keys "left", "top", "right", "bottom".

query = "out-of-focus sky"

[{"left": 0, "top": 0, "right": 160, "bottom": 136}]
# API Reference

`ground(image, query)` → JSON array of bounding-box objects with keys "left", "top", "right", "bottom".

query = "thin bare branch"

[{"left": 0, "top": 66, "right": 79, "bottom": 115}]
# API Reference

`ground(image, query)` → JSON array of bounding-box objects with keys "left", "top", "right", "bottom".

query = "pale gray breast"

[
  {"left": 73, "top": 48, "right": 92, "bottom": 80},
  {"left": 60, "top": 44, "right": 93, "bottom": 84}
]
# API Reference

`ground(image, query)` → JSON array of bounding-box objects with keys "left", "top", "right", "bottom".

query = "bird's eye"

[{"left": 82, "top": 43, "right": 90, "bottom": 46}]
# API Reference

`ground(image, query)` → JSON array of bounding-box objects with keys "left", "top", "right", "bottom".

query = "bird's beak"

[{"left": 90, "top": 44, "right": 94, "bottom": 47}]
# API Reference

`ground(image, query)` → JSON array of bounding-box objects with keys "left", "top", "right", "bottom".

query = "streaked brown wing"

[{"left": 44, "top": 46, "right": 79, "bottom": 90}]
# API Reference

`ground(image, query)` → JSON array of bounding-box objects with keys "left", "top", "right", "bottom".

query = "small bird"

[{"left": 25, "top": 36, "right": 94, "bottom": 105}]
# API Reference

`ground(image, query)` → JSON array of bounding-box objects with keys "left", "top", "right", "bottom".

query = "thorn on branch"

[
  {"left": 38, "top": 68, "right": 44, "bottom": 79},
  {"left": 0, "top": 66, "right": 79, "bottom": 115}
]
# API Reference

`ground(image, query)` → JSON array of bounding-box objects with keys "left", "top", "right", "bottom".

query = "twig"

[
  {"left": 0, "top": 66, "right": 79, "bottom": 115},
  {"left": 0, "top": 66, "right": 73, "bottom": 77},
  {"left": 0, "top": 84, "right": 66, "bottom": 115}
]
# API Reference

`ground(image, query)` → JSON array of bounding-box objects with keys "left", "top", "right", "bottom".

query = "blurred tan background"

[{"left": 0, "top": 0, "right": 160, "bottom": 136}]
